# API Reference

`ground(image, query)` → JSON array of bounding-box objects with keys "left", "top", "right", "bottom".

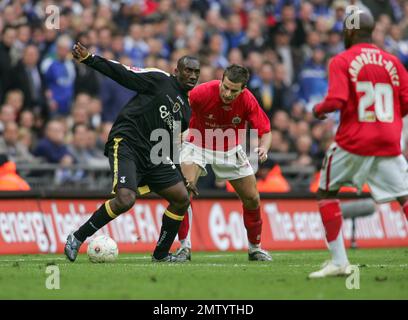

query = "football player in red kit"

[
  {"left": 309, "top": 11, "right": 408, "bottom": 278},
  {"left": 177, "top": 65, "right": 273, "bottom": 261}
]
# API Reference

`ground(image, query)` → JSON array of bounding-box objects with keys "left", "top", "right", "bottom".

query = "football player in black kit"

[{"left": 64, "top": 42, "right": 200, "bottom": 262}]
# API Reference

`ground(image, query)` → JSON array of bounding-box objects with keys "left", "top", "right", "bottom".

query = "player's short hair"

[
  {"left": 177, "top": 55, "right": 199, "bottom": 69},
  {"left": 223, "top": 64, "right": 250, "bottom": 88}
]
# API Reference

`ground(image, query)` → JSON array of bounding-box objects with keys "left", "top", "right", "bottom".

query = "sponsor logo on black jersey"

[{"left": 173, "top": 102, "right": 181, "bottom": 113}]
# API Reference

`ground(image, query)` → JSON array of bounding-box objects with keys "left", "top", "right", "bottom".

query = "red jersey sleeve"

[
  {"left": 326, "top": 56, "right": 349, "bottom": 103},
  {"left": 245, "top": 91, "right": 271, "bottom": 137},
  {"left": 188, "top": 83, "right": 205, "bottom": 111}
]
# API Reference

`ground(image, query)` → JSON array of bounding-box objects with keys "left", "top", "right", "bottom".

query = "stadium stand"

[{"left": 0, "top": 0, "right": 407, "bottom": 193}]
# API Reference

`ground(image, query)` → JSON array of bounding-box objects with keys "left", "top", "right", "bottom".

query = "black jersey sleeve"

[{"left": 82, "top": 55, "right": 170, "bottom": 93}]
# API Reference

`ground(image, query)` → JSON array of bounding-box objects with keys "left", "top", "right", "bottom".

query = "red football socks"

[
  {"left": 318, "top": 199, "right": 343, "bottom": 242},
  {"left": 177, "top": 210, "right": 189, "bottom": 241},
  {"left": 243, "top": 206, "right": 262, "bottom": 245},
  {"left": 403, "top": 201, "right": 408, "bottom": 220}
]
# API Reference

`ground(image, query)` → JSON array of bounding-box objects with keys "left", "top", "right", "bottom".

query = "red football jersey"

[
  {"left": 187, "top": 80, "right": 271, "bottom": 151},
  {"left": 326, "top": 43, "right": 408, "bottom": 156}
]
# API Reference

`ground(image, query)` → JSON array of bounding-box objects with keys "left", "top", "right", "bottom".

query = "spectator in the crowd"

[
  {"left": 0, "top": 26, "right": 17, "bottom": 103},
  {"left": 292, "top": 135, "right": 313, "bottom": 167},
  {"left": 18, "top": 109, "right": 39, "bottom": 146},
  {"left": 88, "top": 97, "right": 102, "bottom": 129},
  {"left": 0, "top": 0, "right": 407, "bottom": 191},
  {"left": 271, "top": 110, "right": 296, "bottom": 152},
  {"left": 99, "top": 56, "right": 135, "bottom": 123},
  {"left": 8, "top": 45, "right": 48, "bottom": 118},
  {"left": 273, "top": 26, "right": 296, "bottom": 85},
  {"left": 203, "top": 8, "right": 226, "bottom": 40},
  {"left": 33, "top": 119, "right": 73, "bottom": 165},
  {"left": 67, "top": 123, "right": 105, "bottom": 167},
  {"left": 290, "top": 120, "right": 311, "bottom": 141},
  {"left": 314, "top": 16, "right": 331, "bottom": 44},
  {"left": 239, "top": 21, "right": 266, "bottom": 58},
  {"left": 254, "top": 159, "right": 291, "bottom": 193},
  {"left": 273, "top": 63, "right": 297, "bottom": 112},
  {"left": 4, "top": 89, "right": 24, "bottom": 117},
  {"left": 349, "top": 0, "right": 372, "bottom": 17},
  {"left": 18, "top": 127, "right": 36, "bottom": 153},
  {"left": 399, "top": 1, "right": 408, "bottom": 39},
  {"left": 0, "top": 121, "right": 39, "bottom": 165},
  {"left": 206, "top": 33, "right": 229, "bottom": 69},
  {"left": 0, "top": 153, "right": 30, "bottom": 191},
  {"left": 226, "top": 14, "right": 246, "bottom": 51},
  {"left": 110, "top": 32, "right": 126, "bottom": 61},
  {"left": 228, "top": 47, "right": 244, "bottom": 66},
  {"left": 298, "top": 1, "right": 315, "bottom": 35},
  {"left": 41, "top": 35, "right": 76, "bottom": 116},
  {"left": 250, "top": 62, "right": 276, "bottom": 118},
  {"left": 385, "top": 24, "right": 408, "bottom": 66},
  {"left": 74, "top": 53, "right": 100, "bottom": 97},
  {"left": 297, "top": 46, "right": 328, "bottom": 112},
  {"left": 300, "top": 30, "right": 321, "bottom": 63},
  {"left": 362, "top": 0, "right": 396, "bottom": 21},
  {"left": 18, "top": 109, "right": 36, "bottom": 131},
  {"left": 310, "top": 121, "right": 325, "bottom": 153},
  {"left": 124, "top": 23, "right": 150, "bottom": 67},
  {"left": 327, "top": 29, "right": 344, "bottom": 56},
  {"left": 270, "top": 129, "right": 290, "bottom": 153},
  {"left": 169, "top": 20, "right": 189, "bottom": 53},
  {"left": 10, "top": 23, "right": 31, "bottom": 66},
  {"left": 86, "top": 127, "right": 108, "bottom": 168},
  {"left": 272, "top": 3, "right": 307, "bottom": 48},
  {"left": 97, "top": 26, "right": 113, "bottom": 53},
  {"left": 197, "top": 65, "right": 216, "bottom": 84},
  {"left": 95, "top": 121, "right": 113, "bottom": 153},
  {"left": 331, "top": 0, "right": 347, "bottom": 33},
  {"left": 68, "top": 104, "right": 90, "bottom": 131},
  {"left": 246, "top": 51, "right": 264, "bottom": 88},
  {"left": 0, "top": 104, "right": 17, "bottom": 134}
]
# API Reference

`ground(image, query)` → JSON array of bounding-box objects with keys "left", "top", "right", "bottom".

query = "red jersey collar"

[{"left": 349, "top": 43, "right": 379, "bottom": 50}]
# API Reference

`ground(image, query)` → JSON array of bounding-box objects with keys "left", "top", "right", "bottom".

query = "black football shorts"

[{"left": 106, "top": 137, "right": 183, "bottom": 195}]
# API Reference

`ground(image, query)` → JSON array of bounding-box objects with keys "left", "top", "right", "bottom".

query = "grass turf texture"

[{"left": 0, "top": 248, "right": 407, "bottom": 299}]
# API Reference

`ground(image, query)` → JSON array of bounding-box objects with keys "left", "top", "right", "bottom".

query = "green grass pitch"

[{"left": 0, "top": 248, "right": 407, "bottom": 299}]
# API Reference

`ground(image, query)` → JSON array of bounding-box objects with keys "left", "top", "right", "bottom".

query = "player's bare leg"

[
  {"left": 65, "top": 188, "right": 137, "bottom": 262},
  {"left": 153, "top": 181, "right": 190, "bottom": 262},
  {"left": 309, "top": 189, "right": 351, "bottom": 278},
  {"left": 175, "top": 162, "right": 203, "bottom": 261},
  {"left": 229, "top": 174, "right": 272, "bottom": 261}
]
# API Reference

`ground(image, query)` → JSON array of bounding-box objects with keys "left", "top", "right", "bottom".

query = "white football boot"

[{"left": 308, "top": 260, "right": 351, "bottom": 279}]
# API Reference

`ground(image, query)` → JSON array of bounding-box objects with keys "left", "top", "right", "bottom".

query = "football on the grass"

[{"left": 87, "top": 235, "right": 118, "bottom": 263}]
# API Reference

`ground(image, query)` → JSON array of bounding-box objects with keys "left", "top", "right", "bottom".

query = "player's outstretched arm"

[
  {"left": 313, "top": 56, "right": 348, "bottom": 120},
  {"left": 72, "top": 42, "right": 167, "bottom": 93},
  {"left": 313, "top": 98, "right": 345, "bottom": 120}
]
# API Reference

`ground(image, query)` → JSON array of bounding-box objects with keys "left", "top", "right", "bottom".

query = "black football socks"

[
  {"left": 74, "top": 200, "right": 117, "bottom": 242},
  {"left": 153, "top": 209, "right": 184, "bottom": 259}
]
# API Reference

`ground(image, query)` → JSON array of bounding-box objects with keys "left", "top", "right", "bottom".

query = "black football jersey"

[{"left": 83, "top": 55, "right": 191, "bottom": 165}]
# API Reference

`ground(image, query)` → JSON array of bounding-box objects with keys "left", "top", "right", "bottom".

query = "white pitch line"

[
  {"left": 0, "top": 254, "right": 241, "bottom": 263},
  {"left": 0, "top": 255, "right": 406, "bottom": 269}
]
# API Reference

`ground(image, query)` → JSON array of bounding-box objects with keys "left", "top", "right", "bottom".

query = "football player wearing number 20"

[{"left": 309, "top": 11, "right": 408, "bottom": 278}]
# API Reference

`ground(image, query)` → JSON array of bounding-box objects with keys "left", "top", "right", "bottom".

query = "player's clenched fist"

[
  {"left": 72, "top": 42, "right": 91, "bottom": 62},
  {"left": 312, "top": 104, "right": 327, "bottom": 120}
]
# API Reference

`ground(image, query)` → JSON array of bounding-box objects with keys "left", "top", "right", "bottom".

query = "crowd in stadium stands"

[{"left": 0, "top": 0, "right": 408, "bottom": 191}]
